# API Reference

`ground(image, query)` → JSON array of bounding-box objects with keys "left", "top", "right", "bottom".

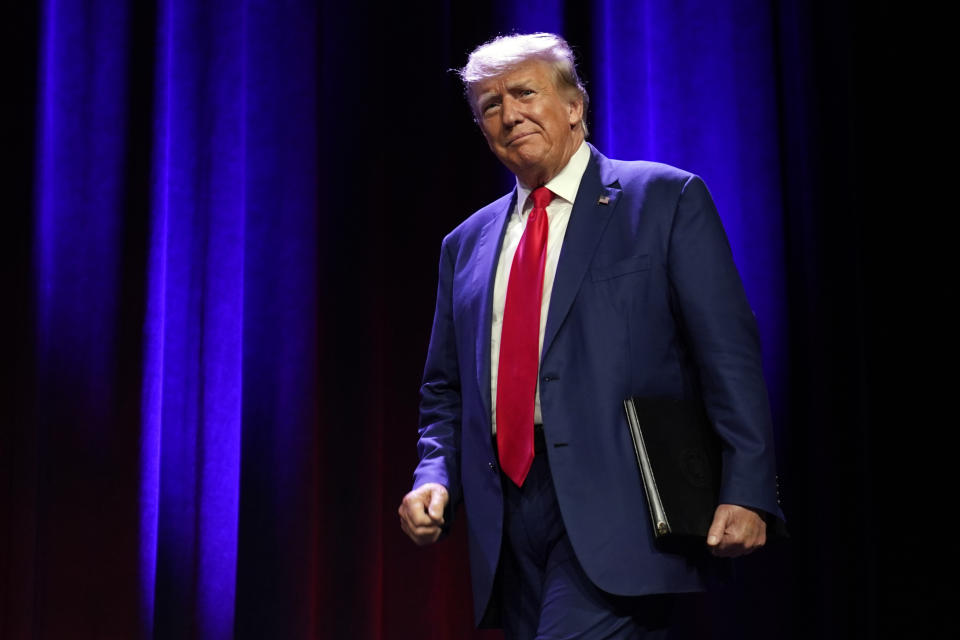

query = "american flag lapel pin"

[{"left": 597, "top": 194, "right": 610, "bottom": 205}]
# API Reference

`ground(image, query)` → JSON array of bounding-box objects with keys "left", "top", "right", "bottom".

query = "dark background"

[{"left": 1, "top": 0, "right": 950, "bottom": 638}]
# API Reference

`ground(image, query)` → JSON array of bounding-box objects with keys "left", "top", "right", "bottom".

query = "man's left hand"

[{"left": 705, "top": 504, "right": 766, "bottom": 557}]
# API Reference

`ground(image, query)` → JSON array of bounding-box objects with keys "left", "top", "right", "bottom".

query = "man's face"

[{"left": 471, "top": 60, "right": 584, "bottom": 187}]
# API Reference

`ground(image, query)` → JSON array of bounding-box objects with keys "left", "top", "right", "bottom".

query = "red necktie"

[{"left": 497, "top": 186, "right": 553, "bottom": 487}]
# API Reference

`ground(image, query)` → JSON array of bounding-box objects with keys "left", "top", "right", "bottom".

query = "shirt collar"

[{"left": 515, "top": 141, "right": 591, "bottom": 216}]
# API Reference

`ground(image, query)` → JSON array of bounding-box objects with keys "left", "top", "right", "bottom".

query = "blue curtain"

[{"left": 30, "top": 1, "right": 320, "bottom": 637}]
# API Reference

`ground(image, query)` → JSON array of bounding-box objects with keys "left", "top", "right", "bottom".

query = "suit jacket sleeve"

[
  {"left": 412, "top": 234, "right": 464, "bottom": 508},
  {"left": 668, "top": 174, "right": 783, "bottom": 520}
]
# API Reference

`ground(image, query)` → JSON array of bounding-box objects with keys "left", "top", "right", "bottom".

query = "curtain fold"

[
  {"left": 145, "top": 1, "right": 246, "bottom": 637},
  {"left": 31, "top": 0, "right": 144, "bottom": 635}
]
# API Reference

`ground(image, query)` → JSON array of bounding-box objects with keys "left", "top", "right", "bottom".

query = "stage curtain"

[{"left": 2, "top": 0, "right": 923, "bottom": 637}]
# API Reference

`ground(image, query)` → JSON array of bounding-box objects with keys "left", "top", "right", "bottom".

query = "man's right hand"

[{"left": 398, "top": 483, "right": 449, "bottom": 545}]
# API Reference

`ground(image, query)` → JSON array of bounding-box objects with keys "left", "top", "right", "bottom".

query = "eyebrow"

[
  {"left": 506, "top": 77, "right": 535, "bottom": 90},
  {"left": 476, "top": 90, "right": 499, "bottom": 106},
  {"left": 476, "top": 77, "right": 538, "bottom": 107}
]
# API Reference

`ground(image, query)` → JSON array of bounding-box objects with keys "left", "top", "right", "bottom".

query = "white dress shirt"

[{"left": 491, "top": 141, "right": 591, "bottom": 434}]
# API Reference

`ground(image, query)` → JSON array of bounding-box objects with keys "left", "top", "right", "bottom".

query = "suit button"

[{"left": 488, "top": 461, "right": 496, "bottom": 472}]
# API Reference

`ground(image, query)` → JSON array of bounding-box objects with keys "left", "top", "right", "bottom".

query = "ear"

[{"left": 567, "top": 96, "right": 584, "bottom": 127}]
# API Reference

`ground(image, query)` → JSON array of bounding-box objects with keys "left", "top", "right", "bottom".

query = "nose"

[{"left": 500, "top": 95, "right": 523, "bottom": 128}]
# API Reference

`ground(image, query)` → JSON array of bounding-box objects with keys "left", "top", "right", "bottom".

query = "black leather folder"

[{"left": 623, "top": 396, "right": 721, "bottom": 543}]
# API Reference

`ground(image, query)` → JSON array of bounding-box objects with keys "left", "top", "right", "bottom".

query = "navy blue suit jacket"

[{"left": 413, "top": 145, "right": 782, "bottom": 625}]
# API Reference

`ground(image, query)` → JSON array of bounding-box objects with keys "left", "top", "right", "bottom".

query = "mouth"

[{"left": 506, "top": 132, "right": 536, "bottom": 146}]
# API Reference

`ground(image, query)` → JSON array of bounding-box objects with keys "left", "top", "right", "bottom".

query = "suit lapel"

[
  {"left": 471, "top": 148, "right": 620, "bottom": 410},
  {"left": 475, "top": 190, "right": 516, "bottom": 422},
  {"left": 541, "top": 148, "right": 622, "bottom": 362}
]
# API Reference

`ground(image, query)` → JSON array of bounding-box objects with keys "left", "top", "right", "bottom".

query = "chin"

[{"left": 509, "top": 149, "right": 547, "bottom": 170}]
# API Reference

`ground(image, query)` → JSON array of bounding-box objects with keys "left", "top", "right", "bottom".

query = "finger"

[
  {"left": 426, "top": 487, "right": 448, "bottom": 523},
  {"left": 709, "top": 506, "right": 770, "bottom": 556},
  {"left": 739, "top": 528, "right": 766, "bottom": 553},
  {"left": 706, "top": 508, "right": 729, "bottom": 547},
  {"left": 715, "top": 528, "right": 749, "bottom": 557},
  {"left": 401, "top": 519, "right": 442, "bottom": 545},
  {"left": 713, "top": 531, "right": 748, "bottom": 557},
  {"left": 401, "top": 494, "right": 434, "bottom": 527},
  {"left": 731, "top": 512, "right": 765, "bottom": 549},
  {"left": 414, "top": 528, "right": 442, "bottom": 545}
]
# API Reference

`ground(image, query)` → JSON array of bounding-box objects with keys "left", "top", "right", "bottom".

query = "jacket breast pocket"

[{"left": 590, "top": 254, "right": 652, "bottom": 282}]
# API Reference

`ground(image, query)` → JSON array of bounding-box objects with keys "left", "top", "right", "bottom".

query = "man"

[{"left": 399, "top": 33, "right": 782, "bottom": 639}]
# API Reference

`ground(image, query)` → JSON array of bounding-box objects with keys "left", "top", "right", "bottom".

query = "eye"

[
  {"left": 482, "top": 100, "right": 501, "bottom": 114},
  {"left": 520, "top": 89, "right": 535, "bottom": 97}
]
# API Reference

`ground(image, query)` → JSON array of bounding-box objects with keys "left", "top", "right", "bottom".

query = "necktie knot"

[{"left": 531, "top": 186, "right": 553, "bottom": 212}]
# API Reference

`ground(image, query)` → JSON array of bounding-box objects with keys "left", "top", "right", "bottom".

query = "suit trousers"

[{"left": 497, "top": 428, "right": 676, "bottom": 640}]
